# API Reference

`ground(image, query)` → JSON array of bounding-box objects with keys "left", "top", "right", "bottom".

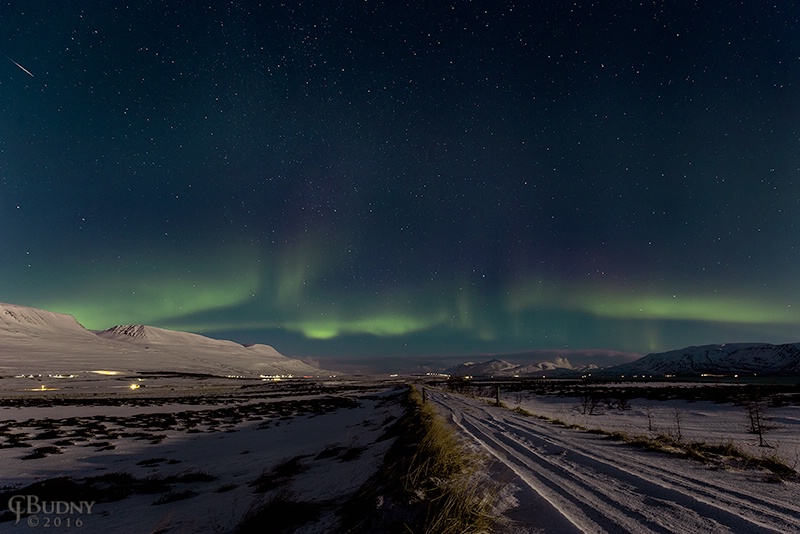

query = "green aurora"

[{"left": 2, "top": 2, "right": 799, "bottom": 371}]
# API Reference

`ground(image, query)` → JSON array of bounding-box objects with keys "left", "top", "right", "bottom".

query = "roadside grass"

[
  {"left": 621, "top": 433, "right": 798, "bottom": 481},
  {"left": 505, "top": 401, "right": 799, "bottom": 481},
  {"left": 339, "top": 385, "right": 500, "bottom": 534},
  {"left": 402, "top": 386, "right": 496, "bottom": 534},
  {"left": 511, "top": 406, "right": 534, "bottom": 417}
]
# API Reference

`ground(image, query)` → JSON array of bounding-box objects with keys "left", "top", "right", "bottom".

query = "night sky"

[{"left": 2, "top": 2, "right": 799, "bottom": 372}]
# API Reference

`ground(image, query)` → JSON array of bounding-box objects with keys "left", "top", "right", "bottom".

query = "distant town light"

[{"left": 26, "top": 384, "right": 58, "bottom": 391}]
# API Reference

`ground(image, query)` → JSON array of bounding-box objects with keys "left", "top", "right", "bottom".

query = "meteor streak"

[{"left": 4, "top": 53, "right": 34, "bottom": 77}]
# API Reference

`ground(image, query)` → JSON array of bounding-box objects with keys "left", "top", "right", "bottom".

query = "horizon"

[
  {"left": 3, "top": 3, "right": 798, "bottom": 371},
  {"left": 8, "top": 300, "right": 797, "bottom": 376}
]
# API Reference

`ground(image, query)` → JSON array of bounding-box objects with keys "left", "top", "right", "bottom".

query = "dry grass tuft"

[
  {"left": 339, "top": 385, "right": 499, "bottom": 534},
  {"left": 401, "top": 386, "right": 496, "bottom": 534}
]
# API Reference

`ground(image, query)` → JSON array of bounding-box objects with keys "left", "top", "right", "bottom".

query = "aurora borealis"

[{"left": 2, "top": 2, "right": 799, "bottom": 372}]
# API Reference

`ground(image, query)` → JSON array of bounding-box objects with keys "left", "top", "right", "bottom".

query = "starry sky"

[{"left": 2, "top": 2, "right": 799, "bottom": 373}]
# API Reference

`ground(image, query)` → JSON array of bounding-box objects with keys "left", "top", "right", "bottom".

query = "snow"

[
  {"left": 429, "top": 387, "right": 800, "bottom": 533},
  {"left": 497, "top": 389, "right": 800, "bottom": 464},
  {"left": 2, "top": 377, "right": 799, "bottom": 534},
  {"left": 0, "top": 302, "right": 328, "bottom": 379},
  {"left": 3, "top": 301, "right": 800, "bottom": 533},
  {"left": 0, "top": 304, "right": 90, "bottom": 336},
  {"left": 445, "top": 357, "right": 585, "bottom": 378},
  {"left": 0, "top": 382, "right": 404, "bottom": 533},
  {"left": 445, "top": 343, "right": 800, "bottom": 379},
  {"left": 611, "top": 343, "right": 800, "bottom": 376}
]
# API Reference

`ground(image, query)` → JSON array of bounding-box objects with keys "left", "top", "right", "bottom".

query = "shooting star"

[{"left": 4, "top": 53, "right": 34, "bottom": 77}]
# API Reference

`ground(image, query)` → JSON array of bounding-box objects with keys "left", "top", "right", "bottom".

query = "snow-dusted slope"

[
  {"left": 446, "top": 359, "right": 520, "bottom": 377},
  {"left": 0, "top": 303, "right": 97, "bottom": 339},
  {"left": 606, "top": 343, "right": 800, "bottom": 376},
  {"left": 445, "top": 342, "right": 800, "bottom": 379},
  {"left": 0, "top": 302, "right": 323, "bottom": 377},
  {"left": 432, "top": 390, "right": 800, "bottom": 533},
  {"left": 445, "top": 357, "right": 584, "bottom": 378},
  {"left": 97, "top": 324, "right": 285, "bottom": 359},
  {"left": 607, "top": 342, "right": 800, "bottom": 377}
]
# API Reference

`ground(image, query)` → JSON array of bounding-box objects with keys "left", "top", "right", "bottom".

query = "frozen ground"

[
  {"left": 499, "top": 387, "right": 800, "bottom": 467},
  {"left": 0, "top": 381, "right": 404, "bottom": 533},
  {"left": 429, "top": 386, "right": 800, "bottom": 533},
  {"left": 3, "top": 377, "right": 799, "bottom": 533}
]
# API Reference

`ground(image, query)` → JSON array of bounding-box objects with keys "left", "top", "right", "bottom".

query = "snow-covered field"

[
  {"left": 0, "top": 381, "right": 404, "bottom": 533},
  {"left": 430, "top": 386, "right": 800, "bottom": 533},
  {"left": 2, "top": 370, "right": 800, "bottom": 534},
  {"left": 500, "top": 388, "right": 800, "bottom": 467}
]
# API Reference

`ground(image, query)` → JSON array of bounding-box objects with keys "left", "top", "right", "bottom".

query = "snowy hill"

[
  {"left": 446, "top": 359, "right": 519, "bottom": 377},
  {"left": 606, "top": 343, "right": 800, "bottom": 377},
  {"left": 97, "top": 324, "right": 283, "bottom": 357},
  {"left": 0, "top": 303, "right": 97, "bottom": 339},
  {"left": 445, "top": 357, "right": 588, "bottom": 378},
  {"left": 443, "top": 342, "right": 800, "bottom": 379},
  {"left": 0, "top": 302, "right": 324, "bottom": 378}
]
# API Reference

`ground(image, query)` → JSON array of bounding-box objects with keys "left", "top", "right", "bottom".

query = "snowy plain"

[
  {"left": 502, "top": 386, "right": 800, "bottom": 467},
  {"left": 2, "top": 377, "right": 800, "bottom": 533},
  {"left": 0, "top": 380, "right": 405, "bottom": 533}
]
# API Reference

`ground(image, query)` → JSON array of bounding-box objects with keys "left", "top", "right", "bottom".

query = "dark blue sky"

[{"left": 2, "top": 1, "right": 799, "bottom": 372}]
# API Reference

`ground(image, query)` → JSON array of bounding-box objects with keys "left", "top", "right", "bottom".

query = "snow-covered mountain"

[
  {"left": 445, "top": 357, "right": 592, "bottom": 378},
  {"left": 97, "top": 324, "right": 285, "bottom": 359},
  {"left": 0, "top": 302, "right": 325, "bottom": 377},
  {"left": 0, "top": 303, "right": 98, "bottom": 339},
  {"left": 445, "top": 359, "right": 518, "bottom": 377},
  {"left": 443, "top": 342, "right": 800, "bottom": 379},
  {"left": 605, "top": 343, "right": 800, "bottom": 377}
]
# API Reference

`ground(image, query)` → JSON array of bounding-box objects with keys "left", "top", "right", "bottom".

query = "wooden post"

[{"left": 495, "top": 385, "right": 501, "bottom": 406}]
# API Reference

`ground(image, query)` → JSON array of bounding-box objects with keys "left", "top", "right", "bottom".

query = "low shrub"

[{"left": 152, "top": 489, "right": 197, "bottom": 505}]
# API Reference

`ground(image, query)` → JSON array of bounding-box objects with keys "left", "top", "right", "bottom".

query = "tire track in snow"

[
  {"left": 430, "top": 392, "right": 798, "bottom": 534},
  {"left": 458, "top": 411, "right": 738, "bottom": 533},
  {"left": 439, "top": 394, "right": 660, "bottom": 533},
  {"left": 478, "top": 415, "right": 788, "bottom": 533},
  {"left": 457, "top": 414, "right": 678, "bottom": 533},
  {"left": 493, "top": 413, "right": 800, "bottom": 531}
]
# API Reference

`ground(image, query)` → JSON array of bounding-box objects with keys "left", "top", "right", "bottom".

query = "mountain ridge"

[
  {"left": 445, "top": 356, "right": 596, "bottom": 378},
  {"left": 0, "top": 302, "right": 324, "bottom": 377},
  {"left": 1, "top": 302, "right": 95, "bottom": 338},
  {"left": 605, "top": 342, "right": 800, "bottom": 377},
  {"left": 443, "top": 343, "right": 800, "bottom": 378}
]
